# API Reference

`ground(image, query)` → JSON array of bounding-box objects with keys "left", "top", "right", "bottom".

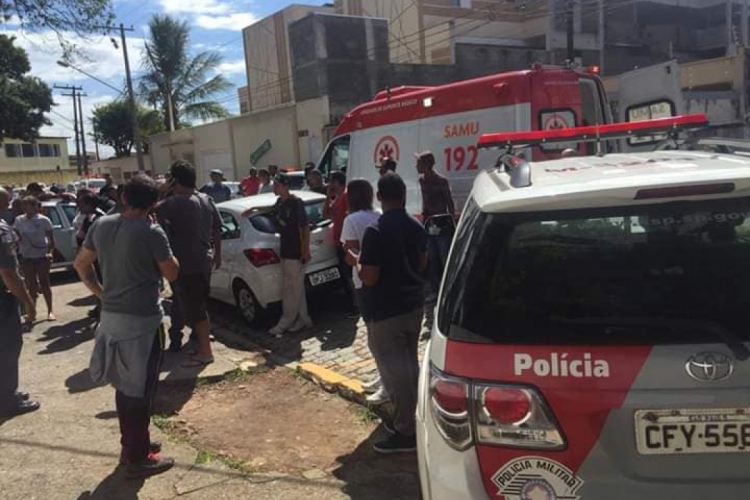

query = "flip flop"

[{"left": 182, "top": 357, "right": 214, "bottom": 369}]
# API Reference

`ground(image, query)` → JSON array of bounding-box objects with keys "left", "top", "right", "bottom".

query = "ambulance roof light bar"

[{"left": 477, "top": 114, "right": 710, "bottom": 150}]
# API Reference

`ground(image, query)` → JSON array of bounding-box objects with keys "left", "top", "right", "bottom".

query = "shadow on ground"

[
  {"left": 208, "top": 289, "right": 360, "bottom": 364},
  {"left": 37, "top": 317, "right": 97, "bottom": 355},
  {"left": 76, "top": 467, "right": 145, "bottom": 500},
  {"left": 332, "top": 425, "right": 422, "bottom": 500}
]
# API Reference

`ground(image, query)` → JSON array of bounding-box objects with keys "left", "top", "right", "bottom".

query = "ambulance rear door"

[{"left": 614, "top": 61, "right": 684, "bottom": 152}]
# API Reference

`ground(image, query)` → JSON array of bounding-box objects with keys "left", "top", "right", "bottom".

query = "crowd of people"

[{"left": 0, "top": 150, "right": 457, "bottom": 476}]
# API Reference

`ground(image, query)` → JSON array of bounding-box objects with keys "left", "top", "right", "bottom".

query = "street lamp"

[{"left": 56, "top": 60, "right": 125, "bottom": 96}]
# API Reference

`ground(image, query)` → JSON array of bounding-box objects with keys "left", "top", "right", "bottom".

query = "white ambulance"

[{"left": 316, "top": 65, "right": 613, "bottom": 215}]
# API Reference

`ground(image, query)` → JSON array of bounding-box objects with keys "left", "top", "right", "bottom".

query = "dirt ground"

[{"left": 169, "top": 369, "right": 378, "bottom": 473}]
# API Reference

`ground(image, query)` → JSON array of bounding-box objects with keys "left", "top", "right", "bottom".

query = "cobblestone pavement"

[{"left": 207, "top": 289, "right": 435, "bottom": 396}]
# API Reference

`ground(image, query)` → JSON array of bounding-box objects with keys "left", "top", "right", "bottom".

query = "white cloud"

[
  {"left": 160, "top": 0, "right": 230, "bottom": 15},
  {"left": 217, "top": 59, "right": 246, "bottom": 75},
  {"left": 1, "top": 29, "right": 147, "bottom": 86},
  {"left": 195, "top": 12, "right": 258, "bottom": 31}
]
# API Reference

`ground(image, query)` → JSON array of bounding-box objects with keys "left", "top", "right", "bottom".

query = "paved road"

[
  {"left": 208, "top": 285, "right": 432, "bottom": 392},
  {"left": 0, "top": 274, "right": 422, "bottom": 500}
]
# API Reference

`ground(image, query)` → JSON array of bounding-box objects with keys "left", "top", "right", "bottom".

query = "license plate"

[
  {"left": 308, "top": 267, "right": 340, "bottom": 286},
  {"left": 635, "top": 408, "right": 750, "bottom": 455}
]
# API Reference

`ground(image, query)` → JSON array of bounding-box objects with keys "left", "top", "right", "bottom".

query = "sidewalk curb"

[{"left": 296, "top": 362, "right": 366, "bottom": 399}]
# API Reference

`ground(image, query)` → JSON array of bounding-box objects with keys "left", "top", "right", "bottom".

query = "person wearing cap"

[
  {"left": 269, "top": 172, "right": 314, "bottom": 337},
  {"left": 376, "top": 157, "right": 397, "bottom": 177},
  {"left": 415, "top": 151, "right": 455, "bottom": 297},
  {"left": 199, "top": 169, "right": 232, "bottom": 204}
]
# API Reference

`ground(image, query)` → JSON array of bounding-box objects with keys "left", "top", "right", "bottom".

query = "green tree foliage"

[
  {"left": 0, "top": 0, "right": 113, "bottom": 36},
  {"left": 139, "top": 15, "right": 232, "bottom": 131},
  {"left": 91, "top": 100, "right": 164, "bottom": 157},
  {"left": 0, "top": 34, "right": 53, "bottom": 141}
]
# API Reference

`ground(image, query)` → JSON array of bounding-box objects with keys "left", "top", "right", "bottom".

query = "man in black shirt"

[
  {"left": 357, "top": 173, "right": 427, "bottom": 453},
  {"left": 269, "top": 172, "right": 313, "bottom": 337}
]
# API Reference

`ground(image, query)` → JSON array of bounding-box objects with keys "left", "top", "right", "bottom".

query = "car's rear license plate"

[
  {"left": 635, "top": 408, "right": 750, "bottom": 455},
  {"left": 308, "top": 267, "right": 340, "bottom": 286}
]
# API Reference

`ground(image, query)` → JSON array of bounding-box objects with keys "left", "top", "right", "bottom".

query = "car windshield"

[
  {"left": 249, "top": 200, "right": 329, "bottom": 234},
  {"left": 87, "top": 179, "right": 106, "bottom": 188},
  {"left": 439, "top": 197, "right": 750, "bottom": 345}
]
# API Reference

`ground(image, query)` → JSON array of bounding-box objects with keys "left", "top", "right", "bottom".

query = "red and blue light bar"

[{"left": 477, "top": 114, "right": 709, "bottom": 149}]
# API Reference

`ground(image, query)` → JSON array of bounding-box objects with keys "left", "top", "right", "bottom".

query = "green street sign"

[{"left": 250, "top": 139, "right": 272, "bottom": 165}]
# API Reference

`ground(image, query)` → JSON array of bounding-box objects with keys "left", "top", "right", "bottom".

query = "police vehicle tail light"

[
  {"left": 429, "top": 367, "right": 472, "bottom": 451},
  {"left": 244, "top": 248, "right": 280, "bottom": 267},
  {"left": 474, "top": 384, "right": 565, "bottom": 450}
]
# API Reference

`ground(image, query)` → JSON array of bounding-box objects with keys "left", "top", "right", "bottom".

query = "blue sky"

[{"left": 2, "top": 0, "right": 322, "bottom": 158}]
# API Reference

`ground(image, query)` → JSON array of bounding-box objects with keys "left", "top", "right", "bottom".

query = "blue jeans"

[{"left": 426, "top": 234, "right": 451, "bottom": 294}]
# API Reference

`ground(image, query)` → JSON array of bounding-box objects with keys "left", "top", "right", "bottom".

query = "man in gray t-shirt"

[
  {"left": 75, "top": 175, "right": 179, "bottom": 478},
  {"left": 155, "top": 160, "right": 221, "bottom": 363},
  {"left": 83, "top": 214, "right": 172, "bottom": 316}
]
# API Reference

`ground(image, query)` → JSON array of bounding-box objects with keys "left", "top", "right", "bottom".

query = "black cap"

[{"left": 274, "top": 172, "right": 291, "bottom": 186}]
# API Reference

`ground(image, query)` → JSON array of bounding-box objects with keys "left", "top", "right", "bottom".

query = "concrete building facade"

[{"left": 0, "top": 137, "right": 73, "bottom": 186}]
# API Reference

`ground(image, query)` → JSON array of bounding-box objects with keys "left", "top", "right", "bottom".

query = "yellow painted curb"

[{"left": 298, "top": 362, "right": 365, "bottom": 396}]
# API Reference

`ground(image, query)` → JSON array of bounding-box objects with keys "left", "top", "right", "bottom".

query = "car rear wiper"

[{"left": 556, "top": 316, "right": 750, "bottom": 361}]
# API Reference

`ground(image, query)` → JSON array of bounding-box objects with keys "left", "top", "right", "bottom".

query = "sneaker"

[
  {"left": 362, "top": 378, "right": 381, "bottom": 394},
  {"left": 269, "top": 325, "right": 286, "bottom": 338},
  {"left": 373, "top": 433, "right": 416, "bottom": 454},
  {"left": 0, "top": 399, "right": 40, "bottom": 417},
  {"left": 120, "top": 442, "right": 163, "bottom": 465},
  {"left": 125, "top": 453, "right": 175, "bottom": 479},
  {"left": 382, "top": 420, "right": 395, "bottom": 435},
  {"left": 366, "top": 387, "right": 390, "bottom": 406}
]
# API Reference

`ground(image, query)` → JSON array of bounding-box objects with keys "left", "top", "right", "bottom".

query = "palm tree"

[{"left": 139, "top": 15, "right": 232, "bottom": 130}]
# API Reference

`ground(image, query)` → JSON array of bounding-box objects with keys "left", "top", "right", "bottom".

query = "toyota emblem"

[{"left": 685, "top": 352, "right": 734, "bottom": 382}]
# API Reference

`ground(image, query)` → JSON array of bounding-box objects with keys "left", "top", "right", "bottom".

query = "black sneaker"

[
  {"left": 120, "top": 442, "right": 163, "bottom": 465},
  {"left": 381, "top": 420, "right": 396, "bottom": 435},
  {"left": 125, "top": 454, "right": 175, "bottom": 479},
  {"left": 0, "top": 399, "right": 40, "bottom": 417},
  {"left": 373, "top": 432, "right": 416, "bottom": 454}
]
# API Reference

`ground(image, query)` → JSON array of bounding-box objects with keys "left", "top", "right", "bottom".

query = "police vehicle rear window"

[{"left": 439, "top": 198, "right": 750, "bottom": 345}]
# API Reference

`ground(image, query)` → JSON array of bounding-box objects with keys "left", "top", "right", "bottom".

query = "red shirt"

[
  {"left": 329, "top": 191, "right": 348, "bottom": 247},
  {"left": 240, "top": 176, "right": 261, "bottom": 196}
]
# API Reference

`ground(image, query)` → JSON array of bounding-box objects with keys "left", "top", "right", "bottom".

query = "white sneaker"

[
  {"left": 366, "top": 387, "right": 390, "bottom": 405},
  {"left": 269, "top": 325, "right": 285, "bottom": 338},
  {"left": 362, "top": 378, "right": 381, "bottom": 394}
]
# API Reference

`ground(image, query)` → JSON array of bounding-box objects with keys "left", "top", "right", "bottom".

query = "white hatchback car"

[
  {"left": 210, "top": 191, "right": 341, "bottom": 324},
  {"left": 418, "top": 129, "right": 750, "bottom": 498}
]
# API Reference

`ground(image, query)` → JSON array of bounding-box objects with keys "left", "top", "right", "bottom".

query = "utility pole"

[
  {"left": 54, "top": 84, "right": 83, "bottom": 176},
  {"left": 76, "top": 92, "right": 89, "bottom": 176},
  {"left": 94, "top": 23, "right": 145, "bottom": 171},
  {"left": 567, "top": 0, "right": 575, "bottom": 63},
  {"left": 92, "top": 123, "right": 101, "bottom": 162}
]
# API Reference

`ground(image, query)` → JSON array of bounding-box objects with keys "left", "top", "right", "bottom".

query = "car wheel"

[{"left": 234, "top": 281, "right": 259, "bottom": 325}]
